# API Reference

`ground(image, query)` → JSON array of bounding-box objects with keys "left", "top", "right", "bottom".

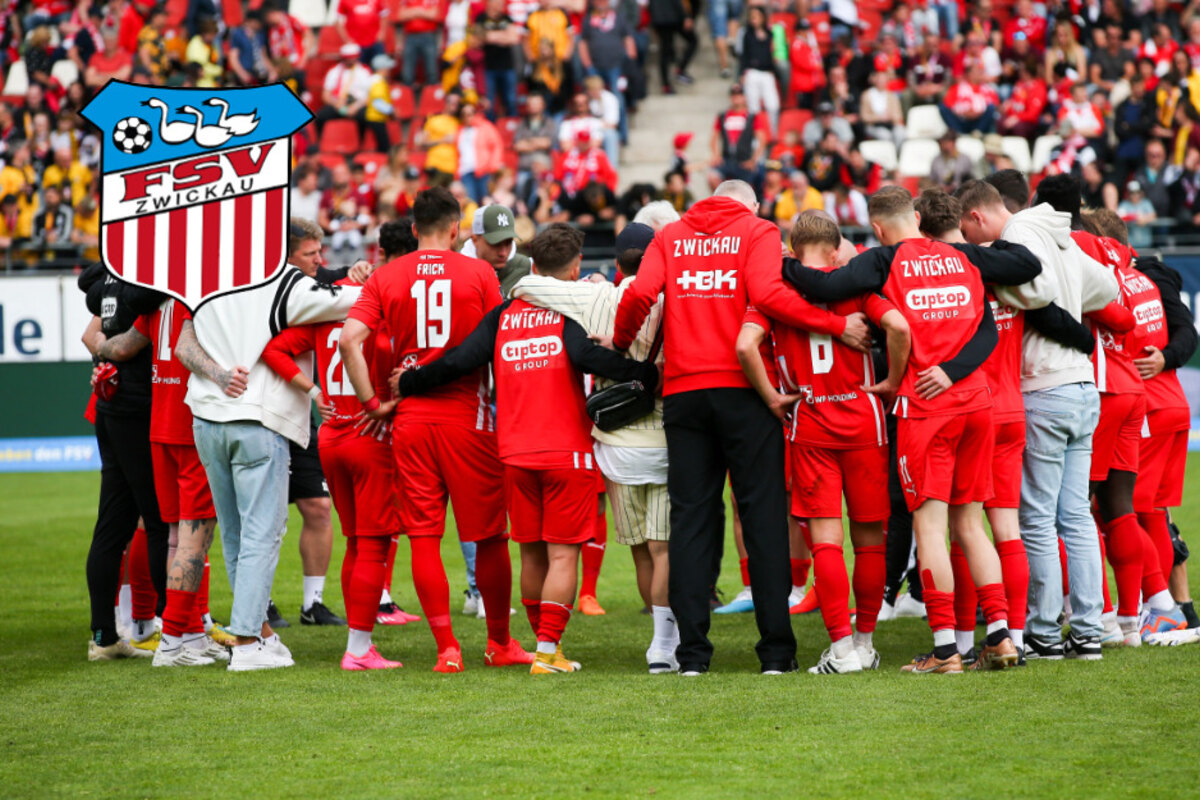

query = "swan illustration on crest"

[
  {"left": 205, "top": 97, "right": 261, "bottom": 137},
  {"left": 142, "top": 98, "right": 196, "bottom": 144},
  {"left": 139, "top": 95, "right": 262, "bottom": 149}
]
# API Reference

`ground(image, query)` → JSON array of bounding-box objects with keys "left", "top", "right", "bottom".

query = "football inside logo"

[{"left": 112, "top": 116, "right": 152, "bottom": 154}]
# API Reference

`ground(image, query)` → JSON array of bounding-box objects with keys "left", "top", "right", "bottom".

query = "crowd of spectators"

[{"left": 5, "top": 0, "right": 1200, "bottom": 269}]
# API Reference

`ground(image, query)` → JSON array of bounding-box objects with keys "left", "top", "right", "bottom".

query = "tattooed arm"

[
  {"left": 176, "top": 320, "right": 249, "bottom": 398},
  {"left": 97, "top": 326, "right": 151, "bottom": 362}
]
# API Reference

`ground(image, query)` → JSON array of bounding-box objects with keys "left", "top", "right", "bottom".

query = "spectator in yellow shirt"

[
  {"left": 364, "top": 53, "right": 396, "bottom": 151},
  {"left": 186, "top": 18, "right": 225, "bottom": 88},
  {"left": 43, "top": 149, "right": 94, "bottom": 208},
  {"left": 773, "top": 170, "right": 824, "bottom": 226},
  {"left": 73, "top": 194, "right": 101, "bottom": 262},
  {"left": 0, "top": 143, "right": 34, "bottom": 198},
  {"left": 421, "top": 93, "right": 462, "bottom": 185},
  {"left": 525, "top": 0, "right": 573, "bottom": 62}
]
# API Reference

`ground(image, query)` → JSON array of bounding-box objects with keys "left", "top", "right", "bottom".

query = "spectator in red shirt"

[
  {"left": 1139, "top": 22, "right": 1179, "bottom": 77},
  {"left": 788, "top": 19, "right": 826, "bottom": 110},
  {"left": 1002, "top": 0, "right": 1047, "bottom": 55},
  {"left": 556, "top": 129, "right": 618, "bottom": 198},
  {"left": 397, "top": 0, "right": 445, "bottom": 87},
  {"left": 872, "top": 34, "right": 908, "bottom": 94},
  {"left": 708, "top": 84, "right": 769, "bottom": 192},
  {"left": 337, "top": 0, "right": 387, "bottom": 63},
  {"left": 998, "top": 55, "right": 1048, "bottom": 139},
  {"left": 85, "top": 25, "right": 132, "bottom": 88},
  {"left": 1057, "top": 82, "right": 1106, "bottom": 140},
  {"left": 117, "top": 0, "right": 146, "bottom": 55},
  {"left": 940, "top": 63, "right": 1000, "bottom": 134},
  {"left": 267, "top": 3, "right": 313, "bottom": 73}
]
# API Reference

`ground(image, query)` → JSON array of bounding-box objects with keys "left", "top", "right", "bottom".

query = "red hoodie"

[{"left": 613, "top": 195, "right": 848, "bottom": 396}]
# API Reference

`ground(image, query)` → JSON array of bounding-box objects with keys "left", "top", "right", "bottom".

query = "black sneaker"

[
  {"left": 1063, "top": 630, "right": 1102, "bottom": 661},
  {"left": 300, "top": 601, "right": 346, "bottom": 626},
  {"left": 266, "top": 599, "right": 290, "bottom": 629},
  {"left": 1016, "top": 646, "right": 1026, "bottom": 667},
  {"left": 960, "top": 646, "right": 978, "bottom": 667},
  {"left": 761, "top": 659, "right": 799, "bottom": 675},
  {"left": 719, "top": 68, "right": 732, "bottom": 80},
  {"left": 679, "top": 662, "right": 709, "bottom": 676},
  {"left": 709, "top": 588, "right": 725, "bottom": 610},
  {"left": 1023, "top": 634, "right": 1064, "bottom": 660},
  {"left": 675, "top": 71, "right": 695, "bottom": 86}
]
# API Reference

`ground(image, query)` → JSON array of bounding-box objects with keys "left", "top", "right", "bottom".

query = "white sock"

[
  {"left": 182, "top": 632, "right": 206, "bottom": 649},
  {"left": 117, "top": 585, "right": 132, "bottom": 630},
  {"left": 202, "top": 613, "right": 214, "bottom": 631},
  {"left": 1118, "top": 615, "right": 1138, "bottom": 633},
  {"left": 234, "top": 641, "right": 259, "bottom": 654},
  {"left": 852, "top": 631, "right": 873, "bottom": 651},
  {"left": 651, "top": 606, "right": 675, "bottom": 646},
  {"left": 830, "top": 635, "right": 854, "bottom": 659},
  {"left": 159, "top": 633, "right": 182, "bottom": 651},
  {"left": 380, "top": 587, "right": 393, "bottom": 606},
  {"left": 933, "top": 629, "right": 955, "bottom": 649},
  {"left": 1011, "top": 629, "right": 1024, "bottom": 650},
  {"left": 303, "top": 576, "right": 325, "bottom": 610},
  {"left": 986, "top": 619, "right": 1008, "bottom": 635},
  {"left": 346, "top": 629, "right": 372, "bottom": 657},
  {"left": 955, "top": 630, "right": 974, "bottom": 655},
  {"left": 1147, "top": 591, "right": 1176, "bottom": 612},
  {"left": 536, "top": 640, "right": 557, "bottom": 655},
  {"left": 132, "top": 618, "right": 155, "bottom": 642}
]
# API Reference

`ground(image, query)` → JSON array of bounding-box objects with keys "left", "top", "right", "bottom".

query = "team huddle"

[{"left": 81, "top": 172, "right": 1197, "bottom": 675}]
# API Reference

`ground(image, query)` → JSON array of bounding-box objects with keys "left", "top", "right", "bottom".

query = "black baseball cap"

[{"left": 615, "top": 222, "right": 655, "bottom": 255}]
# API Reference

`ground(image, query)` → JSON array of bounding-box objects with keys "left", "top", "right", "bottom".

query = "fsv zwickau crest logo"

[{"left": 81, "top": 82, "right": 313, "bottom": 310}]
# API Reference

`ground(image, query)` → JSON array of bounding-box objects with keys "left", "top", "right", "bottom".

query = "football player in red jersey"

[
  {"left": 339, "top": 187, "right": 530, "bottom": 672},
  {"left": 396, "top": 224, "right": 661, "bottom": 673},
  {"left": 785, "top": 186, "right": 1043, "bottom": 673},
  {"left": 96, "top": 299, "right": 244, "bottom": 666},
  {"left": 916, "top": 189, "right": 1032, "bottom": 662},
  {"left": 739, "top": 211, "right": 911, "bottom": 674}
]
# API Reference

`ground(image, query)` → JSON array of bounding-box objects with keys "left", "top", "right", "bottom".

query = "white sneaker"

[
  {"left": 263, "top": 634, "right": 294, "bottom": 664},
  {"left": 153, "top": 616, "right": 163, "bottom": 634},
  {"left": 1144, "top": 627, "right": 1200, "bottom": 646},
  {"left": 186, "top": 636, "right": 231, "bottom": 662},
  {"left": 646, "top": 648, "right": 679, "bottom": 674},
  {"left": 1099, "top": 612, "right": 1123, "bottom": 647},
  {"left": 476, "top": 595, "right": 486, "bottom": 619},
  {"left": 855, "top": 644, "right": 881, "bottom": 670},
  {"left": 788, "top": 585, "right": 806, "bottom": 609},
  {"left": 893, "top": 593, "right": 927, "bottom": 618},
  {"left": 152, "top": 645, "right": 216, "bottom": 667},
  {"left": 808, "top": 647, "right": 863, "bottom": 674},
  {"left": 462, "top": 590, "right": 481, "bottom": 616},
  {"left": 1117, "top": 618, "right": 1143, "bottom": 648},
  {"left": 87, "top": 639, "right": 151, "bottom": 661},
  {"left": 228, "top": 641, "right": 294, "bottom": 671},
  {"left": 876, "top": 601, "right": 896, "bottom": 622}
]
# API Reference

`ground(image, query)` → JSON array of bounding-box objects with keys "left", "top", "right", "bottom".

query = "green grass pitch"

[{"left": 1, "top": 459, "right": 1198, "bottom": 798}]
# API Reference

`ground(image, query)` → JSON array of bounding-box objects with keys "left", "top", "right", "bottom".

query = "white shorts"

[{"left": 605, "top": 478, "right": 670, "bottom": 546}]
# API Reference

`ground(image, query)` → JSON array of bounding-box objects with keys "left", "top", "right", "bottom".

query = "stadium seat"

[
  {"left": 859, "top": 139, "right": 898, "bottom": 172},
  {"left": 408, "top": 148, "right": 426, "bottom": 170},
  {"left": 290, "top": 0, "right": 327, "bottom": 27},
  {"left": 770, "top": 12, "right": 797, "bottom": 31},
  {"left": 318, "top": 152, "right": 348, "bottom": 171},
  {"left": 165, "top": 0, "right": 188, "bottom": 27},
  {"left": 906, "top": 104, "right": 948, "bottom": 140},
  {"left": 809, "top": 11, "right": 832, "bottom": 51},
  {"left": 353, "top": 152, "right": 389, "bottom": 178},
  {"left": 778, "top": 109, "right": 813, "bottom": 139},
  {"left": 417, "top": 85, "right": 445, "bottom": 118},
  {"left": 956, "top": 135, "right": 985, "bottom": 165},
  {"left": 1031, "top": 135, "right": 1062, "bottom": 174},
  {"left": 2, "top": 59, "right": 28, "bottom": 96},
  {"left": 859, "top": 9, "right": 884, "bottom": 41},
  {"left": 1001, "top": 136, "right": 1032, "bottom": 173},
  {"left": 390, "top": 83, "right": 415, "bottom": 120},
  {"left": 317, "top": 25, "right": 344, "bottom": 57},
  {"left": 899, "top": 174, "right": 922, "bottom": 195},
  {"left": 320, "top": 119, "right": 360, "bottom": 154},
  {"left": 50, "top": 59, "right": 79, "bottom": 87},
  {"left": 897, "top": 138, "right": 941, "bottom": 177},
  {"left": 305, "top": 59, "right": 335, "bottom": 101}
]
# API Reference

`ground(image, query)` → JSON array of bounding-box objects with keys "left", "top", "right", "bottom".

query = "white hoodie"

[
  {"left": 185, "top": 267, "right": 361, "bottom": 447},
  {"left": 992, "top": 204, "right": 1118, "bottom": 393}
]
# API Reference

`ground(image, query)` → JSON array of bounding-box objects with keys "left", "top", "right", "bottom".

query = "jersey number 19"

[{"left": 411, "top": 279, "right": 451, "bottom": 348}]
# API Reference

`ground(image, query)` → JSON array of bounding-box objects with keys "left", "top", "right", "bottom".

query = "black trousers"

[
  {"left": 883, "top": 412, "right": 921, "bottom": 604},
  {"left": 86, "top": 410, "right": 168, "bottom": 636},
  {"left": 664, "top": 388, "right": 795, "bottom": 669},
  {"left": 653, "top": 23, "right": 697, "bottom": 88}
]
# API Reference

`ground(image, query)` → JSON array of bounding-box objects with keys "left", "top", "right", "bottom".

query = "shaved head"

[{"left": 714, "top": 180, "right": 758, "bottom": 210}]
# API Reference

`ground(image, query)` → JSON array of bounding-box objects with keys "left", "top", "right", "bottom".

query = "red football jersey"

[
  {"left": 885, "top": 239, "right": 991, "bottom": 419},
  {"left": 1074, "top": 232, "right": 1146, "bottom": 395},
  {"left": 262, "top": 309, "right": 394, "bottom": 447},
  {"left": 134, "top": 300, "right": 194, "bottom": 445},
  {"left": 983, "top": 289, "right": 1025, "bottom": 424},
  {"left": 745, "top": 289, "right": 894, "bottom": 449},
  {"left": 348, "top": 249, "right": 501, "bottom": 429},
  {"left": 493, "top": 299, "right": 594, "bottom": 469},
  {"left": 1136, "top": 275, "right": 1190, "bottom": 418}
]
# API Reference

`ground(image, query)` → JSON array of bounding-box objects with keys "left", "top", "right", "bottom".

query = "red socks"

[
  {"left": 1139, "top": 510, "right": 1174, "bottom": 588},
  {"left": 1103, "top": 514, "right": 1144, "bottom": 617},
  {"left": 995, "top": 539, "right": 1029, "bottom": 631},
  {"left": 409, "top": 536, "right": 458, "bottom": 652},
  {"left": 922, "top": 569, "right": 955, "bottom": 634},
  {"left": 976, "top": 582, "right": 1008, "bottom": 625},
  {"left": 580, "top": 542, "right": 605, "bottom": 599},
  {"left": 851, "top": 545, "right": 885, "bottom": 633},
  {"left": 475, "top": 535, "right": 513, "bottom": 645},
  {"left": 128, "top": 527, "right": 158, "bottom": 621},
  {"left": 161, "top": 588, "right": 196, "bottom": 638},
  {"left": 790, "top": 557, "right": 811, "bottom": 588},
  {"left": 1139, "top": 525, "right": 1169, "bottom": 598},
  {"left": 342, "top": 536, "right": 390, "bottom": 632},
  {"left": 739, "top": 557, "right": 750, "bottom": 588},
  {"left": 537, "top": 601, "right": 572, "bottom": 645},
  {"left": 383, "top": 535, "right": 399, "bottom": 593},
  {"left": 811, "top": 542, "right": 852, "bottom": 641},
  {"left": 1097, "top": 529, "right": 1113, "bottom": 614},
  {"left": 1058, "top": 537, "right": 1070, "bottom": 597},
  {"left": 950, "top": 542, "right": 977, "bottom": 632},
  {"left": 522, "top": 597, "right": 541, "bottom": 638}
]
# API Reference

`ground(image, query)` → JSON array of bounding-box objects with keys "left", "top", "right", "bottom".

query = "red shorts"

[
  {"left": 320, "top": 433, "right": 399, "bottom": 537},
  {"left": 1090, "top": 393, "right": 1146, "bottom": 481},
  {"left": 506, "top": 465, "right": 597, "bottom": 545},
  {"left": 151, "top": 442, "right": 214, "bottom": 523},
  {"left": 789, "top": 444, "right": 889, "bottom": 522},
  {"left": 896, "top": 409, "right": 994, "bottom": 512},
  {"left": 392, "top": 421, "right": 506, "bottom": 541},
  {"left": 985, "top": 419, "right": 1026, "bottom": 510},
  {"left": 1135, "top": 423, "right": 1189, "bottom": 512}
]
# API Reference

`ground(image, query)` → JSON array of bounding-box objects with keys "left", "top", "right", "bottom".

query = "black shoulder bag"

[{"left": 586, "top": 323, "right": 664, "bottom": 433}]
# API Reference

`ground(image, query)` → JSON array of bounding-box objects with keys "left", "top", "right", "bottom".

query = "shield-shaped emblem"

[{"left": 80, "top": 81, "right": 313, "bottom": 310}]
